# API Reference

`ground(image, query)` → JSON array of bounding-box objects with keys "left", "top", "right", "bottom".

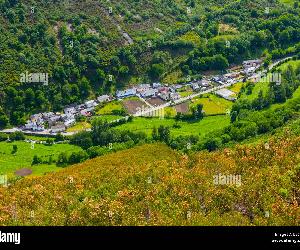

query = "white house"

[
  {"left": 216, "top": 88, "right": 236, "bottom": 101},
  {"left": 200, "top": 79, "right": 210, "bottom": 87},
  {"left": 97, "top": 95, "right": 110, "bottom": 103},
  {"left": 64, "top": 107, "right": 77, "bottom": 115},
  {"left": 140, "top": 89, "right": 157, "bottom": 98},
  {"left": 152, "top": 82, "right": 162, "bottom": 88},
  {"left": 243, "top": 59, "right": 262, "bottom": 68},
  {"left": 85, "top": 100, "right": 97, "bottom": 108},
  {"left": 170, "top": 92, "right": 180, "bottom": 101},
  {"left": 159, "top": 92, "right": 170, "bottom": 101},
  {"left": 64, "top": 119, "right": 76, "bottom": 128},
  {"left": 191, "top": 83, "right": 200, "bottom": 91}
]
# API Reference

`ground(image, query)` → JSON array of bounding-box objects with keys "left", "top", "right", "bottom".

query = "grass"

[
  {"left": 0, "top": 141, "right": 83, "bottom": 177},
  {"left": 164, "top": 107, "right": 177, "bottom": 118},
  {"left": 179, "top": 31, "right": 202, "bottom": 46},
  {"left": 116, "top": 115, "right": 230, "bottom": 138},
  {"left": 179, "top": 91, "right": 193, "bottom": 97},
  {"left": 66, "top": 122, "right": 91, "bottom": 132},
  {"left": 96, "top": 101, "right": 124, "bottom": 115},
  {"left": 240, "top": 81, "right": 269, "bottom": 101},
  {"left": 92, "top": 115, "right": 124, "bottom": 122},
  {"left": 190, "top": 94, "right": 233, "bottom": 115},
  {"left": 277, "top": 59, "right": 300, "bottom": 71},
  {"left": 229, "top": 82, "right": 244, "bottom": 94},
  {"left": 279, "top": 0, "right": 295, "bottom": 6}
]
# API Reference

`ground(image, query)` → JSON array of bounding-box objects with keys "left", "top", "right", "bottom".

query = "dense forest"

[{"left": 0, "top": 0, "right": 300, "bottom": 128}]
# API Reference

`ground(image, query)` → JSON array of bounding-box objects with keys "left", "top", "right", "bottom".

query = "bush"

[
  {"left": 32, "top": 155, "right": 42, "bottom": 165},
  {"left": 10, "top": 131, "right": 25, "bottom": 141},
  {"left": 68, "top": 151, "right": 89, "bottom": 164},
  {"left": 0, "top": 133, "right": 8, "bottom": 142},
  {"left": 55, "top": 133, "right": 64, "bottom": 142}
]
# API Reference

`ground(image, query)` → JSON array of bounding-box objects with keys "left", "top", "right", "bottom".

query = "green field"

[
  {"left": 240, "top": 81, "right": 269, "bottom": 101},
  {"left": 0, "top": 141, "right": 83, "bottom": 177},
  {"left": 190, "top": 94, "right": 233, "bottom": 115},
  {"left": 229, "top": 82, "right": 244, "bottom": 94},
  {"left": 279, "top": 0, "right": 296, "bottom": 6},
  {"left": 96, "top": 101, "right": 124, "bottom": 115},
  {"left": 93, "top": 114, "right": 124, "bottom": 122},
  {"left": 164, "top": 107, "right": 178, "bottom": 118},
  {"left": 116, "top": 115, "right": 230, "bottom": 137},
  {"left": 278, "top": 59, "right": 300, "bottom": 71},
  {"left": 66, "top": 122, "right": 91, "bottom": 132}
]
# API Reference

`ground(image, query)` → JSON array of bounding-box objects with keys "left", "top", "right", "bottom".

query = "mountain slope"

[
  {"left": 1, "top": 0, "right": 300, "bottom": 127},
  {"left": 0, "top": 138, "right": 299, "bottom": 226}
]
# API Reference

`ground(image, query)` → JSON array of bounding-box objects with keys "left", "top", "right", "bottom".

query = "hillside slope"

[
  {"left": 0, "top": 138, "right": 299, "bottom": 226},
  {"left": 1, "top": 0, "right": 300, "bottom": 127}
]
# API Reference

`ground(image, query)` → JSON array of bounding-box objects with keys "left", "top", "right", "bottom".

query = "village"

[{"left": 16, "top": 59, "right": 263, "bottom": 135}]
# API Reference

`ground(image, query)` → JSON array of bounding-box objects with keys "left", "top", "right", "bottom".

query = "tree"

[
  {"left": 204, "top": 137, "right": 222, "bottom": 151},
  {"left": 192, "top": 104, "right": 204, "bottom": 120},
  {"left": 149, "top": 64, "right": 164, "bottom": 79},
  {"left": 0, "top": 133, "right": 8, "bottom": 142},
  {"left": 24, "top": 88, "right": 35, "bottom": 109},
  {"left": 70, "top": 131, "right": 93, "bottom": 150},
  {"left": 55, "top": 133, "right": 64, "bottom": 142},
  {"left": 12, "top": 145, "right": 18, "bottom": 154},
  {"left": 212, "top": 54, "right": 229, "bottom": 70},
  {"left": 57, "top": 152, "right": 69, "bottom": 167},
  {"left": 0, "top": 114, "right": 9, "bottom": 129},
  {"left": 230, "top": 111, "right": 238, "bottom": 123},
  {"left": 78, "top": 77, "right": 91, "bottom": 100},
  {"left": 157, "top": 125, "right": 170, "bottom": 144},
  {"left": 10, "top": 131, "right": 25, "bottom": 141},
  {"left": 152, "top": 127, "right": 159, "bottom": 141},
  {"left": 32, "top": 155, "right": 41, "bottom": 165}
]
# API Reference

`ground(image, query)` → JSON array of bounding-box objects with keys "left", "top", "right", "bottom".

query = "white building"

[
  {"left": 243, "top": 59, "right": 262, "bottom": 68},
  {"left": 64, "top": 107, "right": 77, "bottom": 115},
  {"left": 140, "top": 89, "right": 157, "bottom": 98},
  {"left": 97, "top": 95, "right": 110, "bottom": 103},
  {"left": 216, "top": 88, "right": 236, "bottom": 101},
  {"left": 170, "top": 93, "right": 180, "bottom": 101},
  {"left": 191, "top": 83, "right": 200, "bottom": 91},
  {"left": 64, "top": 119, "right": 76, "bottom": 128},
  {"left": 85, "top": 100, "right": 97, "bottom": 108}
]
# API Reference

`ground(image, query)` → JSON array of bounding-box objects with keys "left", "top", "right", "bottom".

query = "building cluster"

[
  {"left": 22, "top": 58, "right": 262, "bottom": 134},
  {"left": 116, "top": 79, "right": 214, "bottom": 102},
  {"left": 242, "top": 59, "right": 263, "bottom": 76},
  {"left": 23, "top": 95, "right": 111, "bottom": 133}
]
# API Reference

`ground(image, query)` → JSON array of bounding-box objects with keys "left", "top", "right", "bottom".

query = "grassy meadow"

[{"left": 0, "top": 141, "right": 83, "bottom": 177}]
